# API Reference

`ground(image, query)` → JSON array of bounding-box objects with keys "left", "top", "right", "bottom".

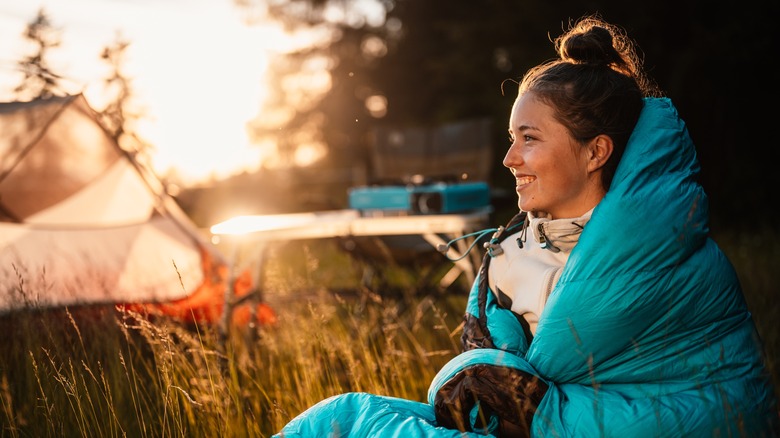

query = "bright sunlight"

[{"left": 0, "top": 0, "right": 311, "bottom": 185}]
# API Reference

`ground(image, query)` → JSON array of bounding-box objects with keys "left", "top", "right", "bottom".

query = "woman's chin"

[{"left": 518, "top": 200, "right": 533, "bottom": 212}]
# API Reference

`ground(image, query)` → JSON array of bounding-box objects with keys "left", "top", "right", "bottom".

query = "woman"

[
  {"left": 459, "top": 17, "right": 653, "bottom": 358},
  {"left": 275, "top": 16, "right": 778, "bottom": 437}
]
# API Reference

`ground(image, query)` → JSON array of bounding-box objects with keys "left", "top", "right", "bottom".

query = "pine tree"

[
  {"left": 14, "top": 7, "right": 63, "bottom": 101},
  {"left": 98, "top": 33, "right": 151, "bottom": 156}
]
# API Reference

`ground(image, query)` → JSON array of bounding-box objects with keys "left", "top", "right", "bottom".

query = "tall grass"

[
  {"left": 0, "top": 238, "right": 469, "bottom": 437},
  {"left": 0, "top": 230, "right": 776, "bottom": 437},
  {"left": 711, "top": 223, "right": 780, "bottom": 399}
]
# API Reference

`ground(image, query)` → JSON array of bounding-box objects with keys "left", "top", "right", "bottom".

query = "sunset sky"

[{"left": 0, "top": 0, "right": 343, "bottom": 185}]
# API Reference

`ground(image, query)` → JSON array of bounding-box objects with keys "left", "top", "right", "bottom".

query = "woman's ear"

[{"left": 587, "top": 135, "right": 614, "bottom": 172}]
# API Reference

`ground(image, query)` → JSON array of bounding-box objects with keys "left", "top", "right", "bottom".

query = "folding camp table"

[{"left": 209, "top": 207, "right": 492, "bottom": 336}]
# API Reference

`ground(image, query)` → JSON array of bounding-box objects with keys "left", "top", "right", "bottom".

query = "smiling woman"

[{"left": 0, "top": 0, "right": 304, "bottom": 185}]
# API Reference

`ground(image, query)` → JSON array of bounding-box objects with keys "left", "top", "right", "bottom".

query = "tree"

[
  {"left": 98, "top": 33, "right": 152, "bottom": 157},
  {"left": 14, "top": 8, "right": 64, "bottom": 101},
  {"left": 245, "top": 0, "right": 569, "bottom": 182},
  {"left": 244, "top": 0, "right": 778, "bottom": 224},
  {"left": 244, "top": 0, "right": 385, "bottom": 174}
]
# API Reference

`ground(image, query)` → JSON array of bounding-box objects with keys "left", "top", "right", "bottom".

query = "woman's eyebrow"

[{"left": 516, "top": 124, "right": 537, "bottom": 132}]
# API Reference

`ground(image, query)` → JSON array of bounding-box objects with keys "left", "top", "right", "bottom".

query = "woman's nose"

[{"left": 503, "top": 143, "right": 521, "bottom": 169}]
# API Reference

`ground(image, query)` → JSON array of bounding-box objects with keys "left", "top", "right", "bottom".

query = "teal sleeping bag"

[{"left": 273, "top": 98, "right": 778, "bottom": 437}]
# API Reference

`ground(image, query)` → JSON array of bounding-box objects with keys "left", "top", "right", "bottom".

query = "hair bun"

[{"left": 559, "top": 25, "right": 621, "bottom": 67}]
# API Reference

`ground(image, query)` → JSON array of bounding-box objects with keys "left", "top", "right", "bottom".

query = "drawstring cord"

[{"left": 436, "top": 221, "right": 524, "bottom": 262}]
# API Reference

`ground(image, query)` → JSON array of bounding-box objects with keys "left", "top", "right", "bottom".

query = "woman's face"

[{"left": 503, "top": 93, "right": 604, "bottom": 219}]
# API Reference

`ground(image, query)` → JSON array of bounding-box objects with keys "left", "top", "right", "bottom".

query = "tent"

[{"left": 0, "top": 93, "right": 274, "bottom": 326}]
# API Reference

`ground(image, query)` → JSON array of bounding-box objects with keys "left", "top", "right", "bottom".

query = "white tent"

[{"left": 0, "top": 94, "right": 272, "bottom": 325}]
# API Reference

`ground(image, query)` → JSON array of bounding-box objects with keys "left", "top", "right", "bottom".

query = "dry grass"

[
  {"left": 0, "top": 231, "right": 776, "bottom": 437},
  {"left": 0, "top": 239, "right": 468, "bottom": 437}
]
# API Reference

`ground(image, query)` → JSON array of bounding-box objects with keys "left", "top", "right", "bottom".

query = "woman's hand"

[{"left": 432, "top": 362, "right": 548, "bottom": 436}]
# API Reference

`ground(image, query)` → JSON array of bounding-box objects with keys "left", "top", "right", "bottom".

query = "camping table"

[{"left": 209, "top": 208, "right": 492, "bottom": 335}]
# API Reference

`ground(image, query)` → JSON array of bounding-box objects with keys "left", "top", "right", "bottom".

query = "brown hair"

[{"left": 517, "top": 15, "right": 662, "bottom": 189}]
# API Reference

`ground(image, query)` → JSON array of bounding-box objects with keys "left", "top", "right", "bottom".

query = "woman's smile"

[{"left": 514, "top": 174, "right": 536, "bottom": 190}]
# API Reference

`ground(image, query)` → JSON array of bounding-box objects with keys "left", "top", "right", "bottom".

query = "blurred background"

[
  {"left": 1, "top": 3, "right": 778, "bottom": 432},
  {"left": 1, "top": 0, "right": 776, "bottom": 229},
  {"left": 1, "top": 0, "right": 777, "bottom": 373}
]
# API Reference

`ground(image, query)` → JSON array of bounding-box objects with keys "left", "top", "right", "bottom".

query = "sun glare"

[
  {"left": 128, "top": 8, "right": 274, "bottom": 185},
  {"left": 0, "top": 0, "right": 318, "bottom": 186}
]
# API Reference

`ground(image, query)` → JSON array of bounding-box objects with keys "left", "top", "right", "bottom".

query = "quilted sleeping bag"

[{"left": 274, "top": 98, "right": 778, "bottom": 437}]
